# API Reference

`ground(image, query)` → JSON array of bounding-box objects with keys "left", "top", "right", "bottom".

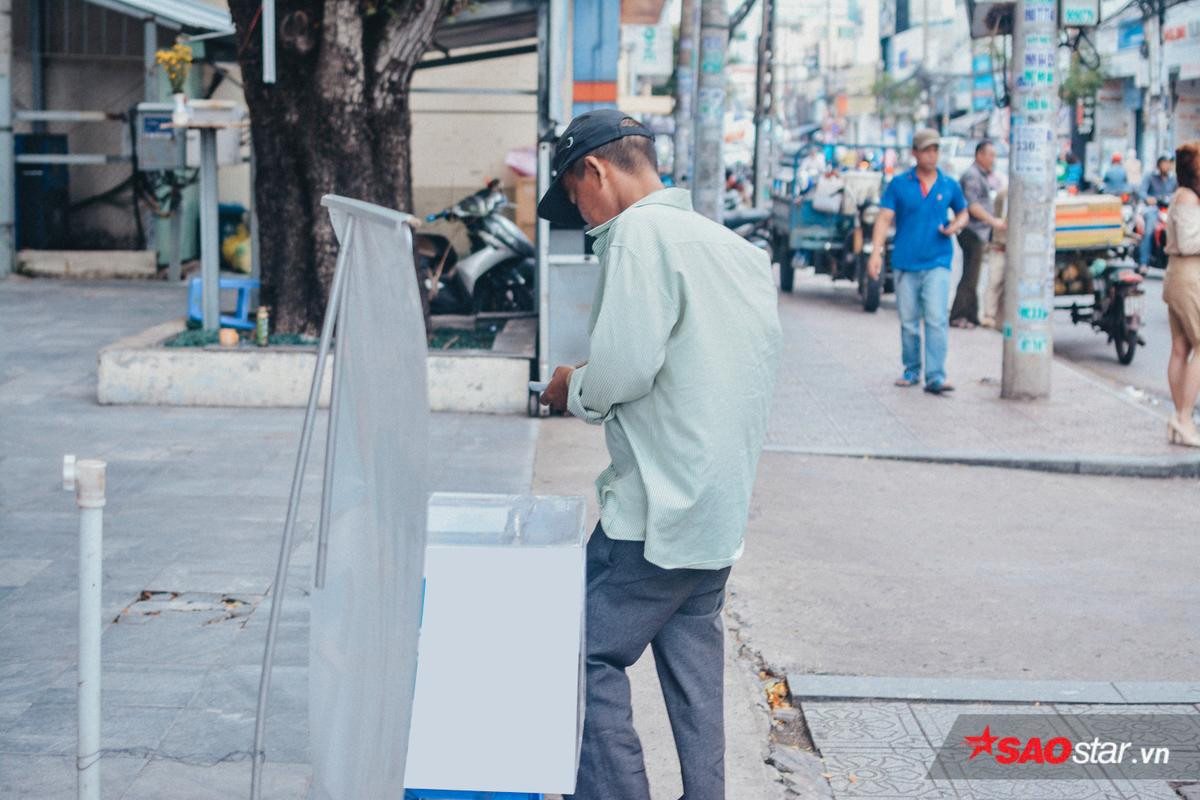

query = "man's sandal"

[{"left": 894, "top": 377, "right": 919, "bottom": 387}]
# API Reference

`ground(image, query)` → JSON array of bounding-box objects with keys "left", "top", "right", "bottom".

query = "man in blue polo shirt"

[{"left": 868, "top": 129, "right": 969, "bottom": 394}]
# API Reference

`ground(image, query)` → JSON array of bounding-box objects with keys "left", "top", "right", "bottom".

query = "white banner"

[{"left": 309, "top": 198, "right": 429, "bottom": 800}]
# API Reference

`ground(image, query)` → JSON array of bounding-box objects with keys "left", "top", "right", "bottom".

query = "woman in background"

[{"left": 1163, "top": 142, "right": 1200, "bottom": 447}]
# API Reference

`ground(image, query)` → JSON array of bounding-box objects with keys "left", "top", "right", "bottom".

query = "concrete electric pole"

[
  {"left": 673, "top": 0, "right": 700, "bottom": 188},
  {"left": 752, "top": 0, "right": 776, "bottom": 209},
  {"left": 1001, "top": 0, "right": 1059, "bottom": 399},
  {"left": 0, "top": 0, "right": 12, "bottom": 279},
  {"left": 693, "top": 0, "right": 729, "bottom": 222}
]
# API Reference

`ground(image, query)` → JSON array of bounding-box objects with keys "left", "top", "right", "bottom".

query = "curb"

[{"left": 762, "top": 444, "right": 1200, "bottom": 479}]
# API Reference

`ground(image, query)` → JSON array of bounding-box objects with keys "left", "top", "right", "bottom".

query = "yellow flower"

[{"left": 155, "top": 43, "right": 194, "bottom": 94}]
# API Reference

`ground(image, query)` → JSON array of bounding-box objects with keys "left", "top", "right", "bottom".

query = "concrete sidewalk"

[{"left": 770, "top": 271, "right": 1198, "bottom": 475}]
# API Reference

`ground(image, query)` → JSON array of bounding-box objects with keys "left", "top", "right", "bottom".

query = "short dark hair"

[
  {"left": 1177, "top": 142, "right": 1200, "bottom": 194},
  {"left": 567, "top": 117, "right": 657, "bottom": 179},
  {"left": 975, "top": 140, "right": 994, "bottom": 156},
  {"left": 1157, "top": 155, "right": 1172, "bottom": 168}
]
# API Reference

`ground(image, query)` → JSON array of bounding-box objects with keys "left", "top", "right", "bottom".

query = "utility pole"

[
  {"left": 673, "top": 0, "right": 700, "bottom": 187},
  {"left": 1001, "top": 0, "right": 1059, "bottom": 399},
  {"left": 0, "top": 0, "right": 12, "bottom": 279},
  {"left": 752, "top": 0, "right": 776, "bottom": 209},
  {"left": 693, "top": 0, "right": 728, "bottom": 221}
]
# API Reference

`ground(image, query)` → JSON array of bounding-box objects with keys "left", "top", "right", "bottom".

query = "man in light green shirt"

[{"left": 538, "top": 110, "right": 781, "bottom": 800}]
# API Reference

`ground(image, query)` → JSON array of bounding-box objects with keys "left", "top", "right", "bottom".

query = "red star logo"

[{"left": 964, "top": 725, "right": 999, "bottom": 760}]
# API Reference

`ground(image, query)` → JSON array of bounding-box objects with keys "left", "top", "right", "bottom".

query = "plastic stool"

[
  {"left": 404, "top": 791, "right": 542, "bottom": 799},
  {"left": 187, "top": 276, "right": 259, "bottom": 330}
]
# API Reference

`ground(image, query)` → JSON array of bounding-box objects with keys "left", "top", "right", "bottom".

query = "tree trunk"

[{"left": 229, "top": 0, "right": 447, "bottom": 335}]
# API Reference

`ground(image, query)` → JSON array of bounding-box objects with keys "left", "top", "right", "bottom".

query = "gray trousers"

[{"left": 567, "top": 524, "right": 731, "bottom": 800}]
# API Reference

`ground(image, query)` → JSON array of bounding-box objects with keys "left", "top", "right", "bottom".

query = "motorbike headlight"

[{"left": 861, "top": 204, "right": 879, "bottom": 225}]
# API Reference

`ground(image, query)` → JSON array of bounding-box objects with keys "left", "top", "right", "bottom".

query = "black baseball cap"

[{"left": 537, "top": 109, "right": 656, "bottom": 226}]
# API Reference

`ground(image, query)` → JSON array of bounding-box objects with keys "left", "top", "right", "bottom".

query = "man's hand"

[
  {"left": 539, "top": 365, "right": 575, "bottom": 413},
  {"left": 991, "top": 217, "right": 1008, "bottom": 233},
  {"left": 867, "top": 251, "right": 883, "bottom": 280}
]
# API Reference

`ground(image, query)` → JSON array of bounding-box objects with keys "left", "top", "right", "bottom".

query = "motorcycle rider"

[{"left": 1138, "top": 155, "right": 1177, "bottom": 268}]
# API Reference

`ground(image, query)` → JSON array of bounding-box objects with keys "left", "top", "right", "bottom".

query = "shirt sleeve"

[
  {"left": 1141, "top": 175, "right": 1153, "bottom": 196},
  {"left": 949, "top": 180, "right": 968, "bottom": 214},
  {"left": 961, "top": 170, "right": 985, "bottom": 207},
  {"left": 879, "top": 179, "right": 898, "bottom": 212},
  {"left": 566, "top": 244, "right": 678, "bottom": 425}
]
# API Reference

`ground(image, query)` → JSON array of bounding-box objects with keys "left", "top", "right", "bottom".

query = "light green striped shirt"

[{"left": 566, "top": 188, "right": 782, "bottom": 570}]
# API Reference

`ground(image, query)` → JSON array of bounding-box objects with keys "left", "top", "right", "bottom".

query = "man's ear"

[{"left": 583, "top": 155, "right": 606, "bottom": 185}]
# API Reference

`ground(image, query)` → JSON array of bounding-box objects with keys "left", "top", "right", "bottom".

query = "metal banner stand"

[{"left": 250, "top": 196, "right": 415, "bottom": 800}]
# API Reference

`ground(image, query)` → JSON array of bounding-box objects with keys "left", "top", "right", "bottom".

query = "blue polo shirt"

[{"left": 879, "top": 168, "right": 967, "bottom": 271}]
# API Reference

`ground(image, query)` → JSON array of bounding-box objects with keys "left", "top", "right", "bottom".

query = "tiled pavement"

[{"left": 802, "top": 700, "right": 1192, "bottom": 800}]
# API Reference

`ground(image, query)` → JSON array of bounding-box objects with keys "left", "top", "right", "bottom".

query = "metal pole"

[
  {"left": 314, "top": 269, "right": 351, "bottom": 589},
  {"left": 693, "top": 0, "right": 729, "bottom": 222},
  {"left": 30, "top": 0, "right": 45, "bottom": 134},
  {"left": 752, "top": 0, "right": 775, "bottom": 209},
  {"left": 199, "top": 128, "right": 220, "bottom": 330},
  {"left": 0, "top": 0, "right": 12, "bottom": 278},
  {"left": 250, "top": 215, "right": 355, "bottom": 800},
  {"left": 1000, "top": 0, "right": 1058, "bottom": 398},
  {"left": 66, "top": 456, "right": 105, "bottom": 800},
  {"left": 673, "top": 0, "right": 700, "bottom": 188},
  {"left": 262, "top": 0, "right": 276, "bottom": 84},
  {"left": 168, "top": 202, "right": 183, "bottom": 283},
  {"left": 143, "top": 19, "right": 157, "bottom": 103}
]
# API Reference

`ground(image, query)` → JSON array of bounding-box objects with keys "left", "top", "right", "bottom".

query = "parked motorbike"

[{"left": 415, "top": 179, "right": 536, "bottom": 315}]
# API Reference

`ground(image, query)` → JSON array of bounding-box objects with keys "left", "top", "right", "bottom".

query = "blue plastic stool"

[
  {"left": 187, "top": 276, "right": 259, "bottom": 330},
  {"left": 404, "top": 792, "right": 542, "bottom": 799}
]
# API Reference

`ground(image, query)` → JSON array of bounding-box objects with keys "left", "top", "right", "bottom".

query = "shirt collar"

[{"left": 587, "top": 187, "right": 692, "bottom": 258}]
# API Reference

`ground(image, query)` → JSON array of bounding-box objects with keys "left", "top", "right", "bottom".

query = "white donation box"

[{"left": 404, "top": 493, "right": 588, "bottom": 794}]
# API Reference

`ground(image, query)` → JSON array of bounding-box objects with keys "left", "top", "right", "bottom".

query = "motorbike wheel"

[
  {"left": 855, "top": 254, "right": 881, "bottom": 313},
  {"left": 1114, "top": 325, "right": 1138, "bottom": 365}
]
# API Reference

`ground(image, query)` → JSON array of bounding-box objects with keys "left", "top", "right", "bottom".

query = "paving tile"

[
  {"left": 0, "top": 700, "right": 181, "bottom": 757},
  {"left": 0, "top": 753, "right": 148, "bottom": 800},
  {"left": 789, "top": 674, "right": 1126, "bottom": 704},
  {"left": 0, "top": 660, "right": 71, "bottom": 705},
  {"left": 157, "top": 707, "right": 309, "bottom": 764},
  {"left": 910, "top": 702, "right": 1058, "bottom": 749},
  {"left": 100, "top": 612, "right": 241, "bottom": 667},
  {"left": 38, "top": 662, "right": 208, "bottom": 708},
  {"left": 805, "top": 701, "right": 930, "bottom": 748},
  {"left": 120, "top": 758, "right": 309, "bottom": 800},
  {"left": 188, "top": 664, "right": 307, "bottom": 718},
  {"left": 0, "top": 558, "right": 52, "bottom": 587},
  {"left": 1112, "top": 683, "right": 1200, "bottom": 704},
  {"left": 817, "top": 746, "right": 956, "bottom": 798}
]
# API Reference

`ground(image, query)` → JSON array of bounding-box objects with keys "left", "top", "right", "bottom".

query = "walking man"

[
  {"left": 868, "top": 129, "right": 969, "bottom": 394},
  {"left": 1138, "top": 155, "right": 1176, "bottom": 267},
  {"left": 951, "top": 141, "right": 1006, "bottom": 328},
  {"left": 537, "top": 109, "right": 782, "bottom": 800}
]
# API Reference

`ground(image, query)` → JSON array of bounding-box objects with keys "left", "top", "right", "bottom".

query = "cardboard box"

[
  {"left": 404, "top": 493, "right": 587, "bottom": 795},
  {"left": 514, "top": 175, "right": 538, "bottom": 228}
]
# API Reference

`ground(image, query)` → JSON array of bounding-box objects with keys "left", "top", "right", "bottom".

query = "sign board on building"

[{"left": 1060, "top": 0, "right": 1098, "bottom": 27}]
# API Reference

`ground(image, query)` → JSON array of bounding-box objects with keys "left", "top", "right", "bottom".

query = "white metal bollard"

[{"left": 64, "top": 455, "right": 105, "bottom": 800}]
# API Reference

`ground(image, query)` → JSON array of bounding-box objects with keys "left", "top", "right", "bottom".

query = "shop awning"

[{"left": 83, "top": 0, "right": 234, "bottom": 34}]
